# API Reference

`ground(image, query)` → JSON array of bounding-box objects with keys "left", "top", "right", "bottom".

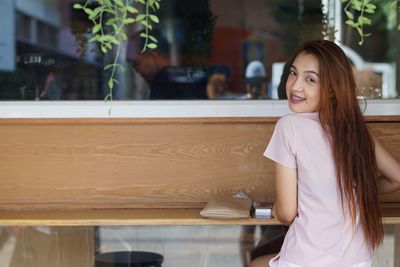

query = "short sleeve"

[{"left": 263, "top": 116, "right": 297, "bottom": 169}]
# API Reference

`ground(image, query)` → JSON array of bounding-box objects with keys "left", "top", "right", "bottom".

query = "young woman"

[{"left": 250, "top": 40, "right": 400, "bottom": 267}]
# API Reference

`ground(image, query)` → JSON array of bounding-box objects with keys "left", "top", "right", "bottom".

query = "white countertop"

[{"left": 0, "top": 99, "right": 398, "bottom": 118}]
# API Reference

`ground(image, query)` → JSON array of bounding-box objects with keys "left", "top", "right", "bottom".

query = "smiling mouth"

[{"left": 290, "top": 94, "right": 306, "bottom": 104}]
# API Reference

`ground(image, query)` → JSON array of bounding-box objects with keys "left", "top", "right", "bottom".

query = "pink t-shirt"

[{"left": 264, "top": 112, "right": 372, "bottom": 267}]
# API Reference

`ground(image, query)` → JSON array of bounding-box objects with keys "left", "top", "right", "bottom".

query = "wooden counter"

[
  {"left": 0, "top": 203, "right": 399, "bottom": 226},
  {"left": 0, "top": 208, "right": 277, "bottom": 226}
]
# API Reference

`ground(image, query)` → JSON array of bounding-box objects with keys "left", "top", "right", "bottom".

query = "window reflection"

[
  {"left": 0, "top": 0, "right": 398, "bottom": 101},
  {"left": 0, "top": 225, "right": 397, "bottom": 266}
]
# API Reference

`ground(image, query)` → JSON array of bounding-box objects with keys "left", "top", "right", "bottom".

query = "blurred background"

[{"left": 0, "top": 0, "right": 398, "bottom": 101}]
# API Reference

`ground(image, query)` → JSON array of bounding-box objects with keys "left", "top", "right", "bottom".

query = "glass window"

[
  {"left": 0, "top": 225, "right": 397, "bottom": 266},
  {"left": 339, "top": 0, "right": 398, "bottom": 99},
  {"left": 0, "top": 0, "right": 398, "bottom": 101}
]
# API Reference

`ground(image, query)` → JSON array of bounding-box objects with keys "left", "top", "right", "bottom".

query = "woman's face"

[{"left": 286, "top": 52, "right": 321, "bottom": 113}]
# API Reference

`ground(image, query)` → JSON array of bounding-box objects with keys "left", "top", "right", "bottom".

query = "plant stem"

[
  {"left": 141, "top": 0, "right": 150, "bottom": 53},
  {"left": 359, "top": 0, "right": 366, "bottom": 44}
]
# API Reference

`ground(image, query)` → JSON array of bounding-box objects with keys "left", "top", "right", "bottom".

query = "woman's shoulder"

[
  {"left": 275, "top": 113, "right": 320, "bottom": 135},
  {"left": 279, "top": 112, "right": 319, "bottom": 124},
  {"left": 275, "top": 114, "right": 295, "bottom": 129}
]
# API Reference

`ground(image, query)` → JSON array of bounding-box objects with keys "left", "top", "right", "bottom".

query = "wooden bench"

[{"left": 0, "top": 116, "right": 399, "bottom": 225}]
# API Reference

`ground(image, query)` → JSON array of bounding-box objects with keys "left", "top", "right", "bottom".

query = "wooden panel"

[
  {"left": 0, "top": 117, "right": 398, "bottom": 210},
  {"left": 0, "top": 118, "right": 276, "bottom": 209},
  {"left": 369, "top": 123, "right": 400, "bottom": 159}
]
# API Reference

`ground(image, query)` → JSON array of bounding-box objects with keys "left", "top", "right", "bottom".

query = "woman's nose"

[{"left": 290, "top": 77, "right": 303, "bottom": 92}]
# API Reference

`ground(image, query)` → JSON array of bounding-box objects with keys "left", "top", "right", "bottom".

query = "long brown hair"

[{"left": 290, "top": 40, "right": 383, "bottom": 249}]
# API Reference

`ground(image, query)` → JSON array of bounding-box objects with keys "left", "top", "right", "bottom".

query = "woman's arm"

[
  {"left": 374, "top": 136, "right": 400, "bottom": 194},
  {"left": 272, "top": 162, "right": 298, "bottom": 226}
]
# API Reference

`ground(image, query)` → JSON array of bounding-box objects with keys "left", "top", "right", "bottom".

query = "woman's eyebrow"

[
  {"left": 304, "top": 70, "right": 320, "bottom": 77},
  {"left": 291, "top": 64, "right": 319, "bottom": 77}
]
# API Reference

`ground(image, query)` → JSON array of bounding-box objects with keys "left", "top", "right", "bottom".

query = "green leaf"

[
  {"left": 148, "top": 35, "right": 157, "bottom": 43},
  {"left": 119, "top": 6, "right": 127, "bottom": 13},
  {"left": 104, "top": 64, "right": 114, "bottom": 70},
  {"left": 104, "top": 8, "right": 116, "bottom": 15},
  {"left": 149, "top": 15, "right": 159, "bottom": 23},
  {"left": 110, "top": 37, "right": 120, "bottom": 45},
  {"left": 136, "top": 14, "right": 146, "bottom": 21},
  {"left": 363, "top": 33, "right": 371, "bottom": 37},
  {"left": 360, "top": 16, "right": 371, "bottom": 25},
  {"left": 106, "top": 18, "right": 116, "bottom": 26},
  {"left": 364, "top": 8, "right": 374, "bottom": 14},
  {"left": 135, "top": 0, "right": 146, "bottom": 4},
  {"left": 147, "top": 43, "right": 157, "bottom": 49},
  {"left": 140, "top": 33, "right": 148, "bottom": 38},
  {"left": 89, "top": 7, "right": 103, "bottom": 19},
  {"left": 73, "top": 3, "right": 83, "bottom": 9},
  {"left": 89, "top": 35, "right": 100, "bottom": 43},
  {"left": 112, "top": 24, "right": 119, "bottom": 32},
  {"left": 154, "top": 1, "right": 160, "bottom": 9},
  {"left": 366, "top": 3, "right": 376, "bottom": 10},
  {"left": 364, "top": 3, "right": 376, "bottom": 14},
  {"left": 345, "top": 20, "right": 357, "bottom": 27},
  {"left": 104, "top": 42, "right": 112, "bottom": 49},
  {"left": 105, "top": 64, "right": 125, "bottom": 71},
  {"left": 141, "top": 20, "right": 152, "bottom": 29},
  {"left": 352, "top": 0, "right": 362, "bottom": 11},
  {"left": 83, "top": 8, "right": 93, "bottom": 16},
  {"left": 92, "top": 24, "right": 102, "bottom": 34},
  {"left": 123, "top": 18, "right": 135, "bottom": 24},
  {"left": 101, "top": 45, "right": 108, "bottom": 53},
  {"left": 357, "top": 16, "right": 371, "bottom": 25},
  {"left": 108, "top": 79, "right": 114, "bottom": 89},
  {"left": 115, "top": 0, "right": 124, "bottom": 7},
  {"left": 344, "top": 10, "right": 354, "bottom": 20},
  {"left": 127, "top": 5, "right": 139, "bottom": 13}
]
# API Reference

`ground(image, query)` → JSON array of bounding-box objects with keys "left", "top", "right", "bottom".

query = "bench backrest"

[{"left": 0, "top": 117, "right": 399, "bottom": 210}]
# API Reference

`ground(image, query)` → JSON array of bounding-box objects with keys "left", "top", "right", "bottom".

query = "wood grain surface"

[{"left": 0, "top": 117, "right": 398, "bottom": 211}]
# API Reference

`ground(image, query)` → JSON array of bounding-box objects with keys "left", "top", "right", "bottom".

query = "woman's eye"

[
  {"left": 289, "top": 70, "right": 296, "bottom": 76},
  {"left": 306, "top": 77, "right": 315, "bottom": 83}
]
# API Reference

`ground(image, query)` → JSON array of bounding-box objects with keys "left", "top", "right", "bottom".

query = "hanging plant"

[
  {"left": 341, "top": 0, "right": 399, "bottom": 45},
  {"left": 73, "top": 0, "right": 161, "bottom": 102}
]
